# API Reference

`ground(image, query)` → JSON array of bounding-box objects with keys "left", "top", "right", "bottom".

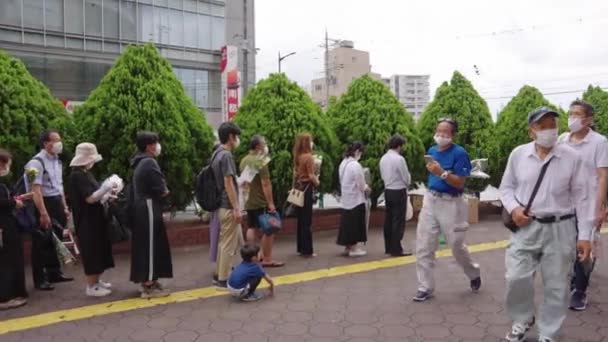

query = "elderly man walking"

[{"left": 500, "top": 106, "right": 590, "bottom": 342}]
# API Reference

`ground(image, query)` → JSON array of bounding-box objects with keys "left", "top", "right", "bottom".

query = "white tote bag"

[{"left": 406, "top": 195, "right": 414, "bottom": 221}]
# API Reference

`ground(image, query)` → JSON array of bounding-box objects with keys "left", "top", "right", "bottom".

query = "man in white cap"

[
  {"left": 500, "top": 106, "right": 590, "bottom": 342},
  {"left": 558, "top": 100, "right": 608, "bottom": 311}
]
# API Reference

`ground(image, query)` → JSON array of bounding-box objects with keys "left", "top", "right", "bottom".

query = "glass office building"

[{"left": 0, "top": 0, "right": 252, "bottom": 128}]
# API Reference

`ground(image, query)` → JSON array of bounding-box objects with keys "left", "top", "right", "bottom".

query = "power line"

[{"left": 483, "top": 87, "right": 608, "bottom": 100}]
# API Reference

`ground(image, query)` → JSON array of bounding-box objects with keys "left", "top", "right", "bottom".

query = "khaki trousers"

[{"left": 216, "top": 208, "right": 244, "bottom": 281}]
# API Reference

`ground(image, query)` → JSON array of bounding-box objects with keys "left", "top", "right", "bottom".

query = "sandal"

[{"left": 262, "top": 261, "right": 285, "bottom": 268}]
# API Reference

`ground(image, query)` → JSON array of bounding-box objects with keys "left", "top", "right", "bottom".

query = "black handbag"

[
  {"left": 502, "top": 157, "right": 553, "bottom": 232},
  {"left": 105, "top": 202, "right": 131, "bottom": 244}
]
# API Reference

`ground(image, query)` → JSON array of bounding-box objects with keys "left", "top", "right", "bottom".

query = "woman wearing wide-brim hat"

[{"left": 68, "top": 143, "right": 116, "bottom": 297}]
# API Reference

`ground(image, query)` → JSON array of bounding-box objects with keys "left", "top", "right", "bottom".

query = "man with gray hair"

[{"left": 500, "top": 106, "right": 590, "bottom": 342}]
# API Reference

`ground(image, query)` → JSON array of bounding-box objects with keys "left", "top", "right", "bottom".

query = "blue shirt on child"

[
  {"left": 228, "top": 261, "right": 266, "bottom": 289},
  {"left": 427, "top": 144, "right": 471, "bottom": 195}
]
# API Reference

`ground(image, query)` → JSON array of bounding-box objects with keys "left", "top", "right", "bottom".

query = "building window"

[
  {"left": 120, "top": 0, "right": 137, "bottom": 41},
  {"left": 315, "top": 84, "right": 322, "bottom": 91},
  {"left": 0, "top": 0, "right": 22, "bottom": 27},
  {"left": 103, "top": 0, "right": 119, "bottom": 39},
  {"left": 45, "top": 0, "right": 64, "bottom": 32},
  {"left": 23, "top": 0, "right": 44, "bottom": 30},
  {"left": 85, "top": 0, "right": 103, "bottom": 37}
]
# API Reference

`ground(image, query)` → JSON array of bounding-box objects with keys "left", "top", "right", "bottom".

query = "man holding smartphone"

[{"left": 413, "top": 118, "right": 481, "bottom": 302}]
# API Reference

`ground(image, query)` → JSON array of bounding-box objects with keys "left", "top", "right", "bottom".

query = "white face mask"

[
  {"left": 354, "top": 151, "right": 362, "bottom": 161},
  {"left": 153, "top": 143, "right": 162, "bottom": 157},
  {"left": 52, "top": 142, "right": 63, "bottom": 155},
  {"left": 0, "top": 166, "right": 9, "bottom": 177},
  {"left": 434, "top": 135, "right": 452, "bottom": 147},
  {"left": 534, "top": 128, "right": 559, "bottom": 148},
  {"left": 263, "top": 145, "right": 269, "bottom": 155},
  {"left": 234, "top": 136, "right": 241, "bottom": 148},
  {"left": 568, "top": 117, "right": 585, "bottom": 133}
]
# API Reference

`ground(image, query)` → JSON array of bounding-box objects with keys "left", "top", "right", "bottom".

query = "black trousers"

[
  {"left": 296, "top": 183, "right": 314, "bottom": 255},
  {"left": 571, "top": 258, "right": 595, "bottom": 294},
  {"left": 383, "top": 189, "right": 407, "bottom": 255},
  {"left": 247, "top": 276, "right": 262, "bottom": 295},
  {"left": 31, "top": 196, "right": 65, "bottom": 286}
]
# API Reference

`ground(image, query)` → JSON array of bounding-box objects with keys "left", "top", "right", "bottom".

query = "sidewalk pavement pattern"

[{"left": 0, "top": 218, "right": 607, "bottom": 342}]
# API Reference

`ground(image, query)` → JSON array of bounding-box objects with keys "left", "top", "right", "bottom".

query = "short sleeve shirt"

[
  {"left": 24, "top": 150, "right": 63, "bottom": 197},
  {"left": 427, "top": 144, "right": 471, "bottom": 195},
  {"left": 239, "top": 153, "right": 270, "bottom": 210},
  {"left": 227, "top": 261, "right": 266, "bottom": 289},
  {"left": 211, "top": 147, "right": 238, "bottom": 209}
]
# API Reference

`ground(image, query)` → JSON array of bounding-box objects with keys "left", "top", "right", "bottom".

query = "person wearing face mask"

[
  {"left": 211, "top": 122, "right": 245, "bottom": 288},
  {"left": 500, "top": 107, "right": 589, "bottom": 342},
  {"left": 68, "top": 143, "right": 116, "bottom": 297},
  {"left": 293, "top": 133, "right": 320, "bottom": 258},
  {"left": 556, "top": 100, "right": 608, "bottom": 312},
  {"left": 25, "top": 129, "right": 74, "bottom": 291},
  {"left": 129, "top": 131, "right": 172, "bottom": 298},
  {"left": 379, "top": 134, "right": 412, "bottom": 257},
  {"left": 239, "top": 135, "right": 284, "bottom": 267},
  {"left": 0, "top": 148, "right": 29, "bottom": 310},
  {"left": 414, "top": 118, "right": 481, "bottom": 303},
  {"left": 337, "top": 142, "right": 370, "bottom": 257}
]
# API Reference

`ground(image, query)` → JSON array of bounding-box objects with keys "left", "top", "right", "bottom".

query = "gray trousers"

[
  {"left": 505, "top": 218, "right": 576, "bottom": 340},
  {"left": 416, "top": 193, "right": 480, "bottom": 292}
]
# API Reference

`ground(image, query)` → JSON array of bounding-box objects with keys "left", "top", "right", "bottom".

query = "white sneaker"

[
  {"left": 98, "top": 280, "right": 112, "bottom": 289},
  {"left": 86, "top": 285, "right": 112, "bottom": 297},
  {"left": 349, "top": 249, "right": 367, "bottom": 257}
]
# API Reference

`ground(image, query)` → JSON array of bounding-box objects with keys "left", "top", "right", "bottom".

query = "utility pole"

[
  {"left": 242, "top": 0, "right": 248, "bottom": 96},
  {"left": 324, "top": 29, "right": 330, "bottom": 107}
]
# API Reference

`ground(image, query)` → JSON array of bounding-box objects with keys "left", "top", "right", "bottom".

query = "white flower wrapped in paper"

[{"left": 313, "top": 154, "right": 323, "bottom": 176}]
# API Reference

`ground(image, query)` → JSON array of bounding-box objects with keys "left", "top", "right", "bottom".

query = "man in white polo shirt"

[
  {"left": 558, "top": 100, "right": 608, "bottom": 312},
  {"left": 500, "top": 106, "right": 591, "bottom": 342}
]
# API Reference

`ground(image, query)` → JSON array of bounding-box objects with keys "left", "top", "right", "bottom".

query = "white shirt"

[
  {"left": 558, "top": 130, "right": 608, "bottom": 231},
  {"left": 339, "top": 157, "right": 367, "bottom": 210},
  {"left": 499, "top": 142, "right": 589, "bottom": 240},
  {"left": 379, "top": 149, "right": 411, "bottom": 190}
]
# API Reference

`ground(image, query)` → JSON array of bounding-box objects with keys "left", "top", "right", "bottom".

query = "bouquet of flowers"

[
  {"left": 237, "top": 155, "right": 272, "bottom": 212},
  {"left": 313, "top": 154, "right": 323, "bottom": 176},
  {"left": 25, "top": 167, "right": 39, "bottom": 187}
]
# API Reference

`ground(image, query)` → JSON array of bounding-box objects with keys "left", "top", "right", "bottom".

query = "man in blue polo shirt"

[{"left": 413, "top": 118, "right": 481, "bottom": 302}]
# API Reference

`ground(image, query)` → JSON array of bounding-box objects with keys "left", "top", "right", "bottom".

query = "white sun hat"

[{"left": 70, "top": 143, "right": 103, "bottom": 167}]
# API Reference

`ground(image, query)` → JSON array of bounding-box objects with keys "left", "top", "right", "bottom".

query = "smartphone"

[{"left": 424, "top": 155, "right": 434, "bottom": 164}]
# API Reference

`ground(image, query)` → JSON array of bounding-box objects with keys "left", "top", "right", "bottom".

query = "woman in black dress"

[
  {"left": 0, "top": 148, "right": 28, "bottom": 310},
  {"left": 68, "top": 143, "right": 115, "bottom": 297}
]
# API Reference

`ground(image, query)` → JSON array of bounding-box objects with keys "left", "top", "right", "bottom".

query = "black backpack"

[
  {"left": 195, "top": 150, "right": 223, "bottom": 212},
  {"left": 12, "top": 156, "right": 47, "bottom": 233}
]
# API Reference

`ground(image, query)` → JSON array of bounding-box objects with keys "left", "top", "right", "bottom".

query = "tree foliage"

[
  {"left": 0, "top": 50, "right": 75, "bottom": 184},
  {"left": 326, "top": 75, "right": 425, "bottom": 204},
  {"left": 73, "top": 44, "right": 215, "bottom": 209},
  {"left": 233, "top": 73, "right": 339, "bottom": 207},
  {"left": 582, "top": 85, "right": 608, "bottom": 136},
  {"left": 490, "top": 85, "right": 559, "bottom": 186},
  {"left": 417, "top": 71, "right": 494, "bottom": 193}
]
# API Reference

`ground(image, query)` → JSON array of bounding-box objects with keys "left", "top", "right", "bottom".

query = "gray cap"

[{"left": 528, "top": 106, "right": 559, "bottom": 125}]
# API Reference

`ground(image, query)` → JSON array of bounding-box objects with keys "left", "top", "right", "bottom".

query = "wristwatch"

[{"left": 440, "top": 171, "right": 450, "bottom": 180}]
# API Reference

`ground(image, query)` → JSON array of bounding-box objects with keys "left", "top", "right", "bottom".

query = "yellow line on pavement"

[{"left": 1, "top": 228, "right": 605, "bottom": 335}]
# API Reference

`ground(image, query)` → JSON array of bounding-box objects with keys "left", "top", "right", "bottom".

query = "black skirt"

[{"left": 337, "top": 203, "right": 367, "bottom": 246}]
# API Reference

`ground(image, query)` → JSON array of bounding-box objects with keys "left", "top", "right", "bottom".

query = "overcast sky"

[{"left": 254, "top": 0, "right": 608, "bottom": 118}]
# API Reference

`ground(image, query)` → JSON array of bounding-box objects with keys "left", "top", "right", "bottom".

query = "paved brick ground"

[{"left": 1, "top": 216, "right": 607, "bottom": 341}]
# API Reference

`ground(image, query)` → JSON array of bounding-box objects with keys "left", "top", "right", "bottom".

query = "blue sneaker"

[
  {"left": 242, "top": 292, "right": 263, "bottom": 302},
  {"left": 569, "top": 291, "right": 587, "bottom": 311}
]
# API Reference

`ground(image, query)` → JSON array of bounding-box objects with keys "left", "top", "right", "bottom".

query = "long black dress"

[
  {"left": 68, "top": 169, "right": 114, "bottom": 275},
  {"left": 129, "top": 154, "right": 172, "bottom": 283},
  {"left": 0, "top": 183, "right": 27, "bottom": 303}
]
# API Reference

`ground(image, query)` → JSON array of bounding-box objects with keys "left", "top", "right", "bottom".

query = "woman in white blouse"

[{"left": 337, "top": 142, "right": 371, "bottom": 257}]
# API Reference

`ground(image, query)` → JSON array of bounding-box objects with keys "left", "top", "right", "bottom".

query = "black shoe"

[
  {"left": 470, "top": 276, "right": 482, "bottom": 292},
  {"left": 569, "top": 291, "right": 587, "bottom": 311},
  {"left": 391, "top": 251, "right": 413, "bottom": 257},
  {"left": 412, "top": 290, "right": 433, "bottom": 302},
  {"left": 49, "top": 274, "right": 74, "bottom": 283},
  {"left": 35, "top": 281, "right": 54, "bottom": 291},
  {"left": 215, "top": 280, "right": 228, "bottom": 289}
]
